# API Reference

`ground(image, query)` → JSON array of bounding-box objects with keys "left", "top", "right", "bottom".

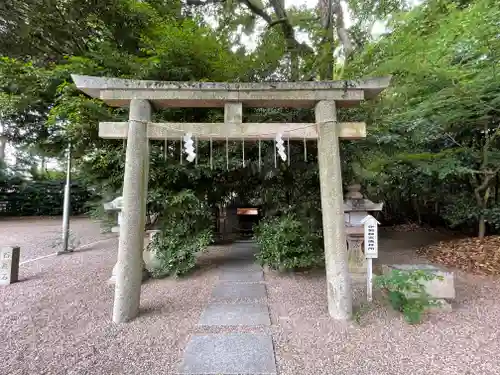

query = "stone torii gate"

[{"left": 72, "top": 75, "right": 390, "bottom": 324}]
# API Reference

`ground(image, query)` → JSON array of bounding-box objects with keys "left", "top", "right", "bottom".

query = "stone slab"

[
  {"left": 73, "top": 74, "right": 391, "bottom": 109},
  {"left": 218, "top": 262, "right": 262, "bottom": 272},
  {"left": 211, "top": 282, "right": 267, "bottom": 300},
  {"left": 426, "top": 299, "right": 453, "bottom": 313},
  {"left": 0, "top": 246, "right": 20, "bottom": 285},
  {"left": 219, "top": 270, "right": 264, "bottom": 283},
  {"left": 178, "top": 333, "right": 276, "bottom": 374},
  {"left": 198, "top": 303, "right": 270, "bottom": 326},
  {"left": 382, "top": 264, "right": 455, "bottom": 299},
  {"left": 100, "top": 122, "right": 367, "bottom": 141}
]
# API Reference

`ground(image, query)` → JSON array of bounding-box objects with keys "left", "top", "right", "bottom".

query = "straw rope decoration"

[{"left": 124, "top": 120, "right": 337, "bottom": 167}]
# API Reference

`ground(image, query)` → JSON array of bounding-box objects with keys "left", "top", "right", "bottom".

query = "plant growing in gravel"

[
  {"left": 147, "top": 190, "right": 213, "bottom": 278},
  {"left": 50, "top": 230, "right": 81, "bottom": 251},
  {"left": 253, "top": 213, "right": 324, "bottom": 271},
  {"left": 374, "top": 270, "right": 443, "bottom": 324},
  {"left": 353, "top": 302, "right": 373, "bottom": 324}
]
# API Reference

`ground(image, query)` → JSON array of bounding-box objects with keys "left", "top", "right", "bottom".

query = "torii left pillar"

[{"left": 113, "top": 99, "right": 151, "bottom": 323}]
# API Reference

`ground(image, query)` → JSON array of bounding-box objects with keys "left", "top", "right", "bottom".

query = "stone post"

[
  {"left": 139, "top": 139, "right": 150, "bottom": 280},
  {"left": 0, "top": 246, "right": 20, "bottom": 285},
  {"left": 112, "top": 99, "right": 151, "bottom": 323},
  {"left": 315, "top": 100, "right": 352, "bottom": 320}
]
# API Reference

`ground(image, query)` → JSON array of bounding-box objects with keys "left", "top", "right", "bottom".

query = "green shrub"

[
  {"left": 0, "top": 177, "right": 93, "bottom": 216},
  {"left": 147, "top": 190, "right": 213, "bottom": 278},
  {"left": 374, "top": 269, "right": 443, "bottom": 324},
  {"left": 254, "top": 213, "right": 324, "bottom": 271}
]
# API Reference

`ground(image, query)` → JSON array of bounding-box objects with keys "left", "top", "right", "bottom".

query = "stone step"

[
  {"left": 198, "top": 303, "right": 271, "bottom": 327},
  {"left": 211, "top": 282, "right": 267, "bottom": 301},
  {"left": 219, "top": 270, "right": 264, "bottom": 283},
  {"left": 178, "top": 333, "right": 277, "bottom": 374}
]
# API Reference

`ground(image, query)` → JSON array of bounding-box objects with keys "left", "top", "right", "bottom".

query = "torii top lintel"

[{"left": 71, "top": 75, "right": 391, "bottom": 109}]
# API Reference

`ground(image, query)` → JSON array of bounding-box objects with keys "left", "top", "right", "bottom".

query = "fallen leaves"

[
  {"left": 417, "top": 236, "right": 500, "bottom": 275},
  {"left": 382, "top": 223, "right": 441, "bottom": 233}
]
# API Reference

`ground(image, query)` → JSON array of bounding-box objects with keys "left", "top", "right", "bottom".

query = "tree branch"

[
  {"left": 185, "top": 0, "right": 225, "bottom": 5},
  {"left": 268, "top": 16, "right": 319, "bottom": 28},
  {"left": 331, "top": 0, "right": 353, "bottom": 60},
  {"left": 240, "top": 0, "right": 272, "bottom": 23}
]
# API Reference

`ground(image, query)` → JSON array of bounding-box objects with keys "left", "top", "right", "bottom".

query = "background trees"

[{"left": 0, "top": 0, "right": 499, "bottom": 240}]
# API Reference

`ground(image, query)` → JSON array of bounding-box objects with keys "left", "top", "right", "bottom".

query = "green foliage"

[
  {"left": 147, "top": 190, "right": 213, "bottom": 278},
  {"left": 374, "top": 269, "right": 443, "bottom": 324},
  {"left": 345, "top": 0, "right": 500, "bottom": 235},
  {"left": 2, "top": 0, "right": 500, "bottom": 242},
  {"left": 254, "top": 213, "right": 324, "bottom": 271},
  {"left": 353, "top": 302, "right": 373, "bottom": 325},
  {"left": 0, "top": 177, "right": 92, "bottom": 216}
]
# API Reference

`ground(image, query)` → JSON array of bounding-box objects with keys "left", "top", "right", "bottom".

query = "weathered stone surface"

[
  {"left": 142, "top": 249, "right": 161, "bottom": 273},
  {"left": 219, "top": 270, "right": 264, "bottom": 283},
  {"left": 72, "top": 74, "right": 391, "bottom": 93},
  {"left": 0, "top": 246, "right": 20, "bottom": 285},
  {"left": 108, "top": 262, "right": 149, "bottom": 285},
  {"left": 112, "top": 99, "right": 151, "bottom": 323},
  {"left": 71, "top": 74, "right": 391, "bottom": 108},
  {"left": 211, "top": 282, "right": 267, "bottom": 300},
  {"left": 218, "top": 262, "right": 262, "bottom": 272},
  {"left": 198, "top": 303, "right": 270, "bottom": 326},
  {"left": 382, "top": 264, "right": 456, "bottom": 300},
  {"left": 347, "top": 235, "right": 366, "bottom": 275},
  {"left": 224, "top": 102, "right": 242, "bottom": 124},
  {"left": 99, "top": 121, "right": 366, "bottom": 140},
  {"left": 426, "top": 299, "right": 453, "bottom": 313},
  {"left": 316, "top": 100, "right": 352, "bottom": 320},
  {"left": 178, "top": 333, "right": 276, "bottom": 374}
]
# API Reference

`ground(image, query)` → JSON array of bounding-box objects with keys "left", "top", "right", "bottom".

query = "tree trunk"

[
  {"left": 478, "top": 214, "right": 486, "bottom": 239},
  {"left": 289, "top": 49, "right": 299, "bottom": 81},
  {"left": 413, "top": 196, "right": 421, "bottom": 225},
  {"left": 40, "top": 156, "right": 46, "bottom": 176},
  {"left": 0, "top": 136, "right": 7, "bottom": 163},
  {"left": 495, "top": 173, "right": 499, "bottom": 203}
]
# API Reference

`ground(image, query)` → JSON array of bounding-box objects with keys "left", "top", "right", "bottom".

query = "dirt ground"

[{"left": 1, "top": 218, "right": 499, "bottom": 375}]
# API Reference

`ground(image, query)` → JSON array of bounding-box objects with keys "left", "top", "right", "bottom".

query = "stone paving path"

[{"left": 178, "top": 241, "right": 277, "bottom": 375}]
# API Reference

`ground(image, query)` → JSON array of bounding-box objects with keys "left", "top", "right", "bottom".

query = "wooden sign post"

[
  {"left": 361, "top": 215, "right": 380, "bottom": 302},
  {"left": 0, "top": 246, "right": 20, "bottom": 286}
]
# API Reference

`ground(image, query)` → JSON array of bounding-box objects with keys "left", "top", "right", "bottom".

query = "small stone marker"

[
  {"left": 382, "top": 264, "right": 456, "bottom": 299},
  {"left": 0, "top": 246, "right": 20, "bottom": 285}
]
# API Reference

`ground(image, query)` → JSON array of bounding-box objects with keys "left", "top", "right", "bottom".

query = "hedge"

[{"left": 0, "top": 177, "right": 93, "bottom": 216}]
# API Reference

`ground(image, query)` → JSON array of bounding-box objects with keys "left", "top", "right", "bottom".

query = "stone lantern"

[
  {"left": 103, "top": 196, "right": 149, "bottom": 283},
  {"left": 343, "top": 184, "right": 383, "bottom": 280},
  {"left": 103, "top": 196, "right": 123, "bottom": 233}
]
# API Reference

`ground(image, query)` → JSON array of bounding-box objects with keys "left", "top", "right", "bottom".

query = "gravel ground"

[
  {"left": 267, "top": 231, "right": 500, "bottom": 375},
  {"left": 0, "top": 216, "right": 116, "bottom": 261},
  {"left": 1, "top": 220, "right": 499, "bottom": 375},
  {"left": 0, "top": 218, "right": 221, "bottom": 375}
]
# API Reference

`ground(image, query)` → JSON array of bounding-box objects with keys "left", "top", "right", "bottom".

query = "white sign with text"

[
  {"left": 361, "top": 215, "right": 380, "bottom": 302},
  {"left": 362, "top": 215, "right": 380, "bottom": 259}
]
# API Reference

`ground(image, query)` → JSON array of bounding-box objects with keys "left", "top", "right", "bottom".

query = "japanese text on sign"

[{"left": 364, "top": 221, "right": 378, "bottom": 258}]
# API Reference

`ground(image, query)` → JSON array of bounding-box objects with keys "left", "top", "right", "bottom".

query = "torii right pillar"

[{"left": 316, "top": 100, "right": 352, "bottom": 320}]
